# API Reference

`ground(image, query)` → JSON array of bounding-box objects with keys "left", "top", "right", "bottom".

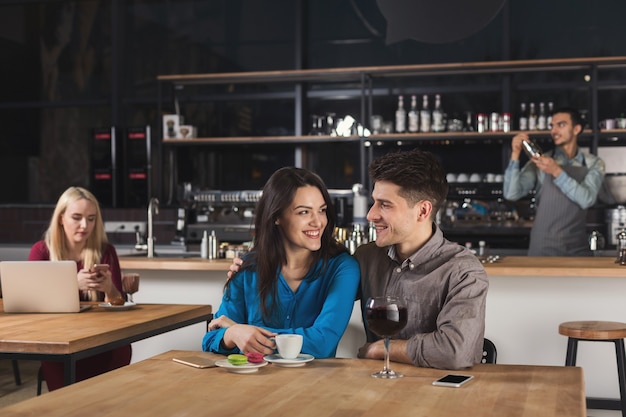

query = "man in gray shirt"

[{"left": 356, "top": 149, "right": 488, "bottom": 369}]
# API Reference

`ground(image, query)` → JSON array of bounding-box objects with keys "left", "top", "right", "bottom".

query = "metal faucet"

[{"left": 147, "top": 197, "right": 159, "bottom": 258}]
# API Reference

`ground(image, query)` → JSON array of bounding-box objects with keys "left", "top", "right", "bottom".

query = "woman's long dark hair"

[{"left": 237, "top": 167, "right": 347, "bottom": 322}]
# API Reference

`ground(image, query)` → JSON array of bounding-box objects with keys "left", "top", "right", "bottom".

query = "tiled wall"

[{"left": 0, "top": 207, "right": 177, "bottom": 246}]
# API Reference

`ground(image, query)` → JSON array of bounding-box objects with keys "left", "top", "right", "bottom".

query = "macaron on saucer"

[{"left": 215, "top": 354, "right": 268, "bottom": 374}]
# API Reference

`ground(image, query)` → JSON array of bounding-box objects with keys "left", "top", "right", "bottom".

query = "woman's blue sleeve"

[{"left": 201, "top": 273, "right": 252, "bottom": 354}]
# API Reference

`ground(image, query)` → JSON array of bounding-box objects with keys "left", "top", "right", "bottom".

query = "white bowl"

[{"left": 469, "top": 173, "right": 482, "bottom": 183}]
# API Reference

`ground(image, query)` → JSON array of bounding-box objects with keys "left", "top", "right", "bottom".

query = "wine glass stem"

[{"left": 383, "top": 337, "right": 391, "bottom": 372}]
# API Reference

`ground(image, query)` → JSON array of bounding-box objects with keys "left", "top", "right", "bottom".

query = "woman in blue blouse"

[{"left": 202, "top": 167, "right": 360, "bottom": 358}]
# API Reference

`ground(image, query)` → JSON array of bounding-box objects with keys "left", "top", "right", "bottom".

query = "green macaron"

[{"left": 227, "top": 354, "right": 248, "bottom": 366}]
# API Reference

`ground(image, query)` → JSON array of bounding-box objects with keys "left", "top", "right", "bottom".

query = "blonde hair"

[{"left": 45, "top": 186, "right": 108, "bottom": 268}]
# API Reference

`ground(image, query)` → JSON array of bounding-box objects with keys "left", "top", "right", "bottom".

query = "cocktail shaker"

[
  {"left": 616, "top": 230, "right": 626, "bottom": 265},
  {"left": 521, "top": 139, "right": 542, "bottom": 158}
]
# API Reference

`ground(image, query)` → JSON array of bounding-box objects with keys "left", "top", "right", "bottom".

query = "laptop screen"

[{"left": 0, "top": 261, "right": 82, "bottom": 313}]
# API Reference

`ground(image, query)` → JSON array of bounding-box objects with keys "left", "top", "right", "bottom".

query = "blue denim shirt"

[{"left": 503, "top": 147, "right": 605, "bottom": 209}]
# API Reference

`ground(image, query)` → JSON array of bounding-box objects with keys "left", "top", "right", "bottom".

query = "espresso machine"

[
  {"left": 440, "top": 182, "right": 534, "bottom": 250},
  {"left": 178, "top": 187, "right": 356, "bottom": 245},
  {"left": 183, "top": 189, "right": 261, "bottom": 244}
]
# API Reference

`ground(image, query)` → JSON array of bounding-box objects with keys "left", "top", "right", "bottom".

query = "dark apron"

[{"left": 528, "top": 158, "right": 591, "bottom": 256}]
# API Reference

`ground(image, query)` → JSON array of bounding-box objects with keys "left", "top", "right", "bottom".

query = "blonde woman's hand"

[{"left": 77, "top": 268, "right": 97, "bottom": 291}]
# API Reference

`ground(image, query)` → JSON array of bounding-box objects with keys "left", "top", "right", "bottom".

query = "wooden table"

[
  {"left": 0, "top": 301, "right": 212, "bottom": 386},
  {"left": 0, "top": 350, "right": 586, "bottom": 416}
]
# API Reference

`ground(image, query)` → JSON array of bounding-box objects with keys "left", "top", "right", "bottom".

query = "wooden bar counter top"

[{"left": 119, "top": 255, "right": 626, "bottom": 277}]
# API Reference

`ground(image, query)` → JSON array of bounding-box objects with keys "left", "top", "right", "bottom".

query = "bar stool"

[{"left": 559, "top": 321, "right": 626, "bottom": 417}]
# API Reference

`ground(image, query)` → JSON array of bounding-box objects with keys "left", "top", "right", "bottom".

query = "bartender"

[{"left": 503, "top": 107, "right": 605, "bottom": 256}]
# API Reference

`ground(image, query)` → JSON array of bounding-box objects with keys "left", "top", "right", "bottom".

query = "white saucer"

[
  {"left": 264, "top": 354, "right": 315, "bottom": 367},
  {"left": 214, "top": 359, "right": 268, "bottom": 374},
  {"left": 98, "top": 301, "right": 136, "bottom": 311}
]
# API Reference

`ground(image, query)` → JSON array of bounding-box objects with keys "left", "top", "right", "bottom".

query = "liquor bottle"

[
  {"left": 408, "top": 95, "right": 419, "bottom": 133},
  {"left": 419, "top": 94, "right": 431, "bottom": 133},
  {"left": 395, "top": 95, "right": 406, "bottom": 133},
  {"left": 537, "top": 102, "right": 547, "bottom": 130},
  {"left": 519, "top": 103, "right": 528, "bottom": 131},
  {"left": 528, "top": 102, "right": 537, "bottom": 130},
  {"left": 432, "top": 94, "right": 445, "bottom": 132},
  {"left": 547, "top": 101, "right": 554, "bottom": 129},
  {"left": 201, "top": 230, "right": 209, "bottom": 259}
]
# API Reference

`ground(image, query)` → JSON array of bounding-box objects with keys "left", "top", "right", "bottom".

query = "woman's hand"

[
  {"left": 77, "top": 268, "right": 95, "bottom": 292},
  {"left": 223, "top": 324, "right": 276, "bottom": 355},
  {"left": 208, "top": 315, "right": 237, "bottom": 330},
  {"left": 78, "top": 267, "right": 123, "bottom": 302}
]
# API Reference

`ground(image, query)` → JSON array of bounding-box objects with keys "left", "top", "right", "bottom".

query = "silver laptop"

[{"left": 0, "top": 260, "right": 90, "bottom": 313}]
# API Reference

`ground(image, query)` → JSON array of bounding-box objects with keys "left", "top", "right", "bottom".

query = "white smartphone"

[
  {"left": 92, "top": 264, "right": 110, "bottom": 273},
  {"left": 172, "top": 356, "right": 216, "bottom": 369},
  {"left": 432, "top": 374, "right": 474, "bottom": 388}
]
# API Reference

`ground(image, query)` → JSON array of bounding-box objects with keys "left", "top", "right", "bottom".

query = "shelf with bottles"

[
  {"left": 363, "top": 130, "right": 544, "bottom": 144},
  {"left": 156, "top": 56, "right": 626, "bottom": 200},
  {"left": 158, "top": 56, "right": 626, "bottom": 140},
  {"left": 161, "top": 135, "right": 363, "bottom": 146}
]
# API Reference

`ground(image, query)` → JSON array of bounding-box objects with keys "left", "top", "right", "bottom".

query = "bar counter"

[{"left": 119, "top": 255, "right": 625, "bottom": 277}]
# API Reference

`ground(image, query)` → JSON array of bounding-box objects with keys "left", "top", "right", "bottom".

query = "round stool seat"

[{"left": 559, "top": 321, "right": 626, "bottom": 340}]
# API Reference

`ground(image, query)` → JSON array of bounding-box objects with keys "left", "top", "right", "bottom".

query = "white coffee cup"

[
  {"left": 599, "top": 119, "right": 616, "bottom": 130},
  {"left": 275, "top": 334, "right": 303, "bottom": 359}
]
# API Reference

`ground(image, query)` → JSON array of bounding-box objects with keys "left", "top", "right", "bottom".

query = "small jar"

[
  {"left": 489, "top": 112, "right": 500, "bottom": 132},
  {"left": 476, "top": 114, "right": 487, "bottom": 133},
  {"left": 501, "top": 113, "right": 512, "bottom": 132}
]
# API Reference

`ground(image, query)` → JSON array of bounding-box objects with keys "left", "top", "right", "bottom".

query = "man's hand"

[
  {"left": 510, "top": 133, "right": 529, "bottom": 161},
  {"left": 357, "top": 341, "right": 383, "bottom": 359},
  {"left": 226, "top": 257, "right": 244, "bottom": 280},
  {"left": 532, "top": 154, "right": 563, "bottom": 178},
  {"left": 358, "top": 339, "right": 412, "bottom": 364}
]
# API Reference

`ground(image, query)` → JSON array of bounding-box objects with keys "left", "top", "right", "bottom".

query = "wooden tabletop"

[
  {"left": 0, "top": 301, "right": 212, "bottom": 355},
  {"left": 0, "top": 350, "right": 585, "bottom": 417}
]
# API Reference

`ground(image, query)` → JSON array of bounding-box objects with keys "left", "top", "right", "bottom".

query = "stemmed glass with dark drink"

[
  {"left": 365, "top": 296, "right": 408, "bottom": 379},
  {"left": 122, "top": 273, "right": 140, "bottom": 303}
]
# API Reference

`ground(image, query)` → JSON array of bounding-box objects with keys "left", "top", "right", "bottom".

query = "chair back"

[{"left": 482, "top": 338, "right": 497, "bottom": 364}]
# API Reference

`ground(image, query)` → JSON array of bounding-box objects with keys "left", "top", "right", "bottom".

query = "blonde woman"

[{"left": 28, "top": 186, "right": 131, "bottom": 391}]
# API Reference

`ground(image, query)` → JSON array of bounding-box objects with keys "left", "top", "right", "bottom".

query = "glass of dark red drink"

[{"left": 365, "top": 296, "right": 408, "bottom": 379}]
